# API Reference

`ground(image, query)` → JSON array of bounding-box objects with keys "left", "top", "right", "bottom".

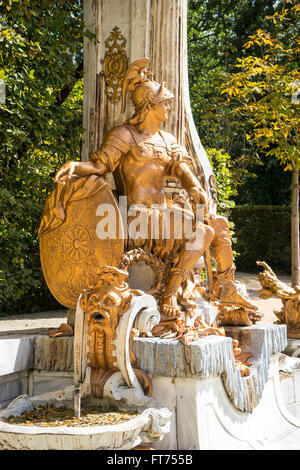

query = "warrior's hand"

[
  {"left": 189, "top": 187, "right": 210, "bottom": 216},
  {"left": 54, "top": 160, "right": 107, "bottom": 183},
  {"left": 54, "top": 161, "right": 77, "bottom": 183}
]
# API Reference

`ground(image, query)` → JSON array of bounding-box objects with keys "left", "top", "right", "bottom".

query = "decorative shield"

[{"left": 39, "top": 175, "right": 124, "bottom": 309}]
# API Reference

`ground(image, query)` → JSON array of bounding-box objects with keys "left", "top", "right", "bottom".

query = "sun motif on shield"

[{"left": 63, "top": 225, "right": 91, "bottom": 264}]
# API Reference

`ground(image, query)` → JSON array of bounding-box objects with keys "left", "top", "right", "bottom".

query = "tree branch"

[{"left": 54, "top": 60, "right": 83, "bottom": 106}]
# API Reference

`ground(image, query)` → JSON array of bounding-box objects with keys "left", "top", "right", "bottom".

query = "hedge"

[{"left": 230, "top": 205, "right": 291, "bottom": 274}]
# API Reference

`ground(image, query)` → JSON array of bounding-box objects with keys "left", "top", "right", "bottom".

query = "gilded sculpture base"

[
  {"left": 196, "top": 269, "right": 262, "bottom": 326},
  {"left": 40, "top": 175, "right": 253, "bottom": 378}
]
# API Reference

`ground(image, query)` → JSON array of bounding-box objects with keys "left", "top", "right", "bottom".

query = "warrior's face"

[{"left": 150, "top": 99, "right": 171, "bottom": 123}]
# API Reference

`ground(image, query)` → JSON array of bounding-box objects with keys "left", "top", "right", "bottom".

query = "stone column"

[{"left": 82, "top": 0, "right": 216, "bottom": 208}]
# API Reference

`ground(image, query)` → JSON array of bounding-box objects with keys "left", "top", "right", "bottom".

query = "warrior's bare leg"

[
  {"left": 209, "top": 215, "right": 233, "bottom": 271},
  {"left": 161, "top": 223, "right": 215, "bottom": 318},
  {"left": 209, "top": 215, "right": 257, "bottom": 310}
]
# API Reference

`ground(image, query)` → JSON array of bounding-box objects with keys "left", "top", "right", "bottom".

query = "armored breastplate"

[
  {"left": 125, "top": 125, "right": 172, "bottom": 167},
  {"left": 131, "top": 139, "right": 171, "bottom": 166}
]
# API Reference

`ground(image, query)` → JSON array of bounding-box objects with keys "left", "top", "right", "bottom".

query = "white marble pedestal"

[{"left": 133, "top": 324, "right": 300, "bottom": 450}]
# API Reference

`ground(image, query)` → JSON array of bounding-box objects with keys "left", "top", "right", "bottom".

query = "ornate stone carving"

[
  {"left": 101, "top": 26, "right": 128, "bottom": 104},
  {"left": 55, "top": 58, "right": 258, "bottom": 322},
  {"left": 64, "top": 226, "right": 91, "bottom": 264},
  {"left": 204, "top": 268, "right": 263, "bottom": 326},
  {"left": 119, "top": 248, "right": 166, "bottom": 298},
  {"left": 79, "top": 266, "right": 154, "bottom": 397},
  {"left": 218, "top": 305, "right": 263, "bottom": 326},
  {"left": 257, "top": 261, "right": 300, "bottom": 338},
  {"left": 47, "top": 323, "right": 73, "bottom": 338},
  {"left": 81, "top": 266, "right": 133, "bottom": 371}
]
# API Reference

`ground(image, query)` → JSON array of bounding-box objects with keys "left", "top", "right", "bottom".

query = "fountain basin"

[{"left": 0, "top": 390, "right": 171, "bottom": 450}]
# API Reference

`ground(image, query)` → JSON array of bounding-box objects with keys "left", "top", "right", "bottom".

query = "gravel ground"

[
  {"left": 0, "top": 272, "right": 291, "bottom": 336},
  {"left": 235, "top": 271, "right": 291, "bottom": 324},
  {"left": 0, "top": 309, "right": 67, "bottom": 337}
]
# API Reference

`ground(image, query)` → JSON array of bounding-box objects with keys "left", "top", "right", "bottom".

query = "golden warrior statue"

[{"left": 55, "top": 59, "right": 257, "bottom": 319}]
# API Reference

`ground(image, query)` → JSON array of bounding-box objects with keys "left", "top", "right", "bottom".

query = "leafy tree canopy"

[
  {"left": 187, "top": 0, "right": 298, "bottom": 205},
  {"left": 0, "top": 0, "right": 84, "bottom": 314},
  {"left": 221, "top": 2, "right": 299, "bottom": 284}
]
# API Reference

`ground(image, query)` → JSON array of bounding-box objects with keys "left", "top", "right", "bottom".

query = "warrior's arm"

[
  {"left": 174, "top": 162, "right": 209, "bottom": 207},
  {"left": 164, "top": 132, "right": 209, "bottom": 208},
  {"left": 55, "top": 126, "right": 131, "bottom": 183},
  {"left": 54, "top": 159, "right": 108, "bottom": 182}
]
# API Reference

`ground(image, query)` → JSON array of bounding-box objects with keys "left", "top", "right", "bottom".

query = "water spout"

[
  {"left": 74, "top": 386, "right": 81, "bottom": 418},
  {"left": 73, "top": 295, "right": 85, "bottom": 420}
]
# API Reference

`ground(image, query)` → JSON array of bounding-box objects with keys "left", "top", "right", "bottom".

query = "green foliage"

[
  {"left": 187, "top": 0, "right": 277, "bottom": 154},
  {"left": 222, "top": 4, "right": 300, "bottom": 172},
  {"left": 222, "top": 2, "right": 299, "bottom": 281},
  {"left": 187, "top": 0, "right": 299, "bottom": 203},
  {"left": 231, "top": 205, "right": 291, "bottom": 273},
  {"left": 235, "top": 154, "right": 291, "bottom": 205},
  {"left": 207, "top": 148, "right": 238, "bottom": 254},
  {"left": 0, "top": 173, "right": 59, "bottom": 315},
  {"left": 206, "top": 148, "right": 237, "bottom": 216},
  {"left": 0, "top": 0, "right": 83, "bottom": 315}
]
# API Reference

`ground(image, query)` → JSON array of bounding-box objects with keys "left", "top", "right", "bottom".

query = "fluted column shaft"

[{"left": 82, "top": 0, "right": 215, "bottom": 205}]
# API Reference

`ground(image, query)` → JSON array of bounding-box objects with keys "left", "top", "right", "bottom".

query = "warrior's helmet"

[{"left": 121, "top": 58, "right": 174, "bottom": 125}]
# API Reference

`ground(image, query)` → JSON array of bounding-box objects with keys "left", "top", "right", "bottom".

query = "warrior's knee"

[
  {"left": 204, "top": 224, "right": 215, "bottom": 245},
  {"left": 214, "top": 215, "right": 230, "bottom": 231},
  {"left": 186, "top": 224, "right": 214, "bottom": 252}
]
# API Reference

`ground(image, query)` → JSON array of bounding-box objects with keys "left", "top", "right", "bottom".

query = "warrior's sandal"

[
  {"left": 160, "top": 304, "right": 181, "bottom": 319},
  {"left": 161, "top": 266, "right": 189, "bottom": 318},
  {"left": 219, "top": 277, "right": 258, "bottom": 311}
]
